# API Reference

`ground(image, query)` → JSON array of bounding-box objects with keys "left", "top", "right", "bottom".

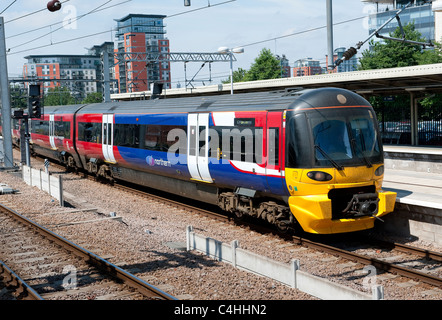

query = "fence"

[
  {"left": 186, "top": 226, "right": 384, "bottom": 300},
  {"left": 22, "top": 165, "right": 64, "bottom": 206},
  {"left": 375, "top": 94, "right": 442, "bottom": 146}
]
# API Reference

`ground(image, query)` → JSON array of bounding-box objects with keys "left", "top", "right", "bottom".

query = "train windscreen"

[{"left": 286, "top": 108, "right": 382, "bottom": 169}]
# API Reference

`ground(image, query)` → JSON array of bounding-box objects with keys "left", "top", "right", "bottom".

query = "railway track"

[
  {"left": 0, "top": 203, "right": 177, "bottom": 300},
  {"left": 29, "top": 156, "right": 442, "bottom": 292},
  {"left": 112, "top": 178, "right": 442, "bottom": 289}
]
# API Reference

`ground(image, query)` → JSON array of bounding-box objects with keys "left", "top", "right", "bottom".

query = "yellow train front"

[{"left": 284, "top": 89, "right": 396, "bottom": 234}]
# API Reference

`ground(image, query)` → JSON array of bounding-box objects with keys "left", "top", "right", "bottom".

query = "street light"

[{"left": 218, "top": 46, "right": 244, "bottom": 95}]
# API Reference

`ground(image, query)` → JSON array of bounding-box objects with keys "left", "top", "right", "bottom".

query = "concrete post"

[
  {"left": 0, "top": 17, "right": 14, "bottom": 168},
  {"left": 291, "top": 259, "right": 300, "bottom": 288},
  {"left": 231, "top": 240, "right": 239, "bottom": 267}
]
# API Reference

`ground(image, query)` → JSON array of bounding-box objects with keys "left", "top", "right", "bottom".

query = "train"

[{"left": 6, "top": 87, "right": 396, "bottom": 234}]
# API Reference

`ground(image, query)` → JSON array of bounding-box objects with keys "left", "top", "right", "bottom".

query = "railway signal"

[
  {"left": 28, "top": 84, "right": 42, "bottom": 119},
  {"left": 30, "top": 98, "right": 41, "bottom": 118}
]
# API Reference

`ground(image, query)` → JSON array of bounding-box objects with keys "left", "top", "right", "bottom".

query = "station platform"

[
  {"left": 383, "top": 145, "right": 442, "bottom": 174},
  {"left": 383, "top": 169, "right": 442, "bottom": 210},
  {"left": 378, "top": 145, "right": 442, "bottom": 245},
  {"left": 382, "top": 145, "right": 442, "bottom": 211}
]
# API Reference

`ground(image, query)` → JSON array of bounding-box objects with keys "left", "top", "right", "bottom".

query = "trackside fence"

[
  {"left": 22, "top": 165, "right": 64, "bottom": 206},
  {"left": 186, "top": 226, "right": 384, "bottom": 300}
]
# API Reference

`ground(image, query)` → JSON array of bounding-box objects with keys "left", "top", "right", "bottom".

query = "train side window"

[
  {"left": 189, "top": 125, "right": 197, "bottom": 156},
  {"left": 55, "top": 121, "right": 70, "bottom": 139},
  {"left": 211, "top": 126, "right": 262, "bottom": 163},
  {"left": 114, "top": 124, "right": 140, "bottom": 148},
  {"left": 78, "top": 122, "right": 101, "bottom": 143},
  {"left": 144, "top": 125, "right": 161, "bottom": 150},
  {"left": 268, "top": 127, "right": 279, "bottom": 166},
  {"left": 33, "top": 120, "right": 49, "bottom": 136}
]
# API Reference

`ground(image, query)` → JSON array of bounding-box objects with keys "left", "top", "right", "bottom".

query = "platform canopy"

[{"left": 111, "top": 63, "right": 442, "bottom": 100}]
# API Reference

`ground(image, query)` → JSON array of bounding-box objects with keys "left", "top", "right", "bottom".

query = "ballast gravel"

[{"left": 1, "top": 150, "right": 441, "bottom": 301}]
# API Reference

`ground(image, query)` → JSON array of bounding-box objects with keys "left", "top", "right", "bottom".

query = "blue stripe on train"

[{"left": 117, "top": 146, "right": 287, "bottom": 197}]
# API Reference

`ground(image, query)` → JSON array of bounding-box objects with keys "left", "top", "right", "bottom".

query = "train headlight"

[
  {"left": 375, "top": 165, "right": 384, "bottom": 176},
  {"left": 307, "top": 171, "right": 332, "bottom": 182}
]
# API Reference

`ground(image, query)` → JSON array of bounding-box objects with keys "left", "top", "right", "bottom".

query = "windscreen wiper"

[
  {"left": 314, "top": 145, "right": 344, "bottom": 171},
  {"left": 351, "top": 139, "right": 372, "bottom": 168}
]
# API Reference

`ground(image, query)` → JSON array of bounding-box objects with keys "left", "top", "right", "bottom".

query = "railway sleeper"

[{"left": 218, "top": 191, "right": 294, "bottom": 232}]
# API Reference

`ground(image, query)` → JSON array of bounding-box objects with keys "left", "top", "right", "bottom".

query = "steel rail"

[
  {"left": 291, "top": 236, "right": 442, "bottom": 289},
  {"left": 33, "top": 156, "right": 442, "bottom": 290},
  {"left": 113, "top": 180, "right": 442, "bottom": 289},
  {"left": 0, "top": 259, "right": 44, "bottom": 300},
  {"left": 0, "top": 203, "right": 177, "bottom": 300}
]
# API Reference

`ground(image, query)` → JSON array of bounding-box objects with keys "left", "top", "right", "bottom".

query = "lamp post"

[{"left": 218, "top": 46, "right": 244, "bottom": 94}]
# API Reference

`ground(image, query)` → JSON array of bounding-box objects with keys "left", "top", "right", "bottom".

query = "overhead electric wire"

[
  {"left": 9, "top": 29, "right": 113, "bottom": 55},
  {"left": 167, "top": 0, "right": 236, "bottom": 18},
  {"left": 239, "top": 15, "right": 366, "bottom": 49},
  {"left": 6, "top": 0, "right": 237, "bottom": 55},
  {"left": 5, "top": 0, "right": 71, "bottom": 24},
  {"left": 9, "top": 0, "right": 114, "bottom": 51},
  {"left": 0, "top": 0, "right": 17, "bottom": 15},
  {"left": 6, "top": 0, "right": 132, "bottom": 40}
]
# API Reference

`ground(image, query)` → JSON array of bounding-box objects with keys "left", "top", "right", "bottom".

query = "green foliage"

[
  {"left": 222, "top": 48, "right": 282, "bottom": 84},
  {"left": 243, "top": 48, "right": 282, "bottom": 81},
  {"left": 10, "top": 85, "right": 27, "bottom": 109},
  {"left": 359, "top": 23, "right": 442, "bottom": 70},
  {"left": 359, "top": 23, "right": 442, "bottom": 125},
  {"left": 82, "top": 92, "right": 103, "bottom": 104},
  {"left": 43, "top": 87, "right": 76, "bottom": 106},
  {"left": 222, "top": 68, "right": 248, "bottom": 84}
]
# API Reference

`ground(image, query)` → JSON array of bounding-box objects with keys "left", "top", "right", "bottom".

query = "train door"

[
  {"left": 102, "top": 114, "right": 116, "bottom": 163},
  {"left": 187, "top": 113, "right": 213, "bottom": 183},
  {"left": 49, "top": 114, "right": 56, "bottom": 150},
  {"left": 266, "top": 111, "right": 287, "bottom": 194}
]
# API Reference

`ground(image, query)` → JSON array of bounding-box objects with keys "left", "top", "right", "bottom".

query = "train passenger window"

[
  {"left": 55, "top": 121, "right": 70, "bottom": 139},
  {"left": 210, "top": 126, "right": 263, "bottom": 163},
  {"left": 268, "top": 127, "right": 279, "bottom": 166},
  {"left": 31, "top": 120, "right": 49, "bottom": 136},
  {"left": 199, "top": 126, "right": 206, "bottom": 157},
  {"left": 144, "top": 125, "right": 161, "bottom": 150},
  {"left": 78, "top": 122, "right": 101, "bottom": 143},
  {"left": 189, "top": 125, "right": 197, "bottom": 156},
  {"left": 112, "top": 124, "right": 186, "bottom": 154},
  {"left": 113, "top": 124, "right": 140, "bottom": 148}
]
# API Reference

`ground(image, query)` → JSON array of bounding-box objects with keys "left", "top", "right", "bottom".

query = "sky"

[{"left": 1, "top": 0, "right": 377, "bottom": 88}]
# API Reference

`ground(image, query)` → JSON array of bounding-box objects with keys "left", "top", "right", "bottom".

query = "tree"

[
  {"left": 222, "top": 68, "right": 247, "bottom": 84},
  {"left": 82, "top": 92, "right": 103, "bottom": 104},
  {"left": 222, "top": 48, "right": 282, "bottom": 84},
  {"left": 244, "top": 48, "right": 282, "bottom": 81},
  {"left": 44, "top": 87, "right": 76, "bottom": 106},
  {"left": 10, "top": 85, "right": 27, "bottom": 109},
  {"left": 358, "top": 23, "right": 442, "bottom": 70}
]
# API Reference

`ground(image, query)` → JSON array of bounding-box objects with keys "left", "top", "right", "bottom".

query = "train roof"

[{"left": 44, "top": 87, "right": 371, "bottom": 115}]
